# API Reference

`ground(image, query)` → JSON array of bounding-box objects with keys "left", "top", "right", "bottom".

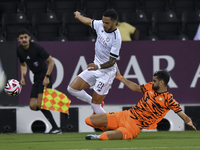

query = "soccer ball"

[{"left": 4, "top": 79, "right": 22, "bottom": 96}]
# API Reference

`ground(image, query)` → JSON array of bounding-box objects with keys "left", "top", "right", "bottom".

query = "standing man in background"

[
  {"left": 67, "top": 9, "right": 122, "bottom": 114},
  {"left": 17, "top": 28, "right": 61, "bottom": 134},
  {"left": 116, "top": 22, "right": 140, "bottom": 41}
]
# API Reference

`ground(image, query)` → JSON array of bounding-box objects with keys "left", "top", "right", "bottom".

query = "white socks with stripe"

[
  {"left": 91, "top": 103, "right": 105, "bottom": 114},
  {"left": 67, "top": 86, "right": 92, "bottom": 104},
  {"left": 67, "top": 86, "right": 105, "bottom": 114}
]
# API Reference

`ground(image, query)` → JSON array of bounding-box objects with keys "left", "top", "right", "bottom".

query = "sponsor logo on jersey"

[
  {"left": 158, "top": 97, "right": 163, "bottom": 101},
  {"left": 106, "top": 37, "right": 110, "bottom": 42},
  {"left": 33, "top": 61, "right": 39, "bottom": 67},
  {"left": 26, "top": 55, "right": 30, "bottom": 59}
]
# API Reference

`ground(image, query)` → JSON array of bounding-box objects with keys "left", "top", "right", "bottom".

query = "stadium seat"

[
  {"left": 139, "top": 35, "right": 159, "bottom": 41},
  {"left": 32, "top": 12, "right": 65, "bottom": 41},
  {"left": 22, "top": 0, "right": 51, "bottom": 21},
  {"left": 195, "top": 0, "right": 200, "bottom": 12},
  {"left": 140, "top": 0, "right": 170, "bottom": 20},
  {"left": 52, "top": 0, "right": 80, "bottom": 21},
  {"left": 0, "top": 35, "right": 6, "bottom": 42},
  {"left": 161, "top": 34, "right": 189, "bottom": 40},
  {"left": 37, "top": 36, "right": 68, "bottom": 42},
  {"left": 1, "top": 12, "right": 31, "bottom": 41},
  {"left": 170, "top": 0, "right": 196, "bottom": 20},
  {"left": 92, "top": 12, "right": 104, "bottom": 20},
  {"left": 110, "top": 0, "right": 139, "bottom": 21},
  {"left": 0, "top": 0, "right": 22, "bottom": 21},
  {"left": 122, "top": 11, "right": 152, "bottom": 40},
  {"left": 181, "top": 11, "right": 200, "bottom": 40},
  {"left": 83, "top": 0, "right": 110, "bottom": 18},
  {"left": 152, "top": 11, "right": 181, "bottom": 40},
  {"left": 62, "top": 12, "right": 93, "bottom": 41}
]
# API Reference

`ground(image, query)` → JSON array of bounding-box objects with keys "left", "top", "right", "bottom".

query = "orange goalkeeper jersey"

[{"left": 128, "top": 82, "right": 182, "bottom": 129}]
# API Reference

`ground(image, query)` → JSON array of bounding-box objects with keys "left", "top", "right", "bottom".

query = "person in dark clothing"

[{"left": 17, "top": 28, "right": 61, "bottom": 134}]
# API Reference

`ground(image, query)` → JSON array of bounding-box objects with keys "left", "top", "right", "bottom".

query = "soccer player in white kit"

[
  {"left": 0, "top": 59, "right": 6, "bottom": 93},
  {"left": 67, "top": 9, "right": 122, "bottom": 114}
]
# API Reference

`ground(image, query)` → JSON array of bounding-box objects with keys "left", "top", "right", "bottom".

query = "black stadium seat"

[
  {"left": 22, "top": 0, "right": 51, "bottom": 21},
  {"left": 32, "top": 12, "right": 65, "bottom": 41},
  {"left": 171, "top": 0, "right": 196, "bottom": 20},
  {"left": 110, "top": 0, "right": 139, "bottom": 21},
  {"left": 2, "top": 12, "right": 31, "bottom": 41},
  {"left": 152, "top": 11, "right": 181, "bottom": 40},
  {"left": 52, "top": 0, "right": 80, "bottom": 21},
  {"left": 181, "top": 11, "right": 200, "bottom": 40},
  {"left": 140, "top": 0, "right": 170, "bottom": 20},
  {"left": 83, "top": 0, "right": 110, "bottom": 18},
  {"left": 122, "top": 11, "right": 152, "bottom": 40},
  {"left": 62, "top": 12, "right": 92, "bottom": 41}
]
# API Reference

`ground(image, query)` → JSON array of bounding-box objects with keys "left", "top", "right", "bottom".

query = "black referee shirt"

[{"left": 17, "top": 42, "right": 50, "bottom": 74}]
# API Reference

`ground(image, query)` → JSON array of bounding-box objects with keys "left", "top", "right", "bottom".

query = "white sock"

[
  {"left": 91, "top": 103, "right": 106, "bottom": 114},
  {"left": 67, "top": 86, "right": 92, "bottom": 104}
]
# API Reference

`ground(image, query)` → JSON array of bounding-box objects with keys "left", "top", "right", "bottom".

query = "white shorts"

[{"left": 78, "top": 67, "right": 117, "bottom": 95}]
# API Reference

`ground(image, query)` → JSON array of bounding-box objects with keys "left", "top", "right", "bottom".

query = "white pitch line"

[{"left": 51, "top": 146, "right": 200, "bottom": 150}]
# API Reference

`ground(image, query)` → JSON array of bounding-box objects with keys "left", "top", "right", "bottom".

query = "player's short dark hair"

[
  {"left": 17, "top": 28, "right": 30, "bottom": 37},
  {"left": 153, "top": 70, "right": 170, "bottom": 86},
  {"left": 103, "top": 9, "right": 118, "bottom": 21}
]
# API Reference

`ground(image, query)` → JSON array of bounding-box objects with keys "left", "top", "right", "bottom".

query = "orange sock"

[
  {"left": 85, "top": 117, "right": 94, "bottom": 127},
  {"left": 99, "top": 132, "right": 109, "bottom": 140},
  {"left": 85, "top": 116, "right": 107, "bottom": 131}
]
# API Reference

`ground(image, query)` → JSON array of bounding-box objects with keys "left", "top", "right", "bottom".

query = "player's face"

[
  {"left": 17, "top": 34, "right": 31, "bottom": 47},
  {"left": 152, "top": 76, "right": 160, "bottom": 91},
  {"left": 102, "top": 16, "right": 117, "bottom": 32}
]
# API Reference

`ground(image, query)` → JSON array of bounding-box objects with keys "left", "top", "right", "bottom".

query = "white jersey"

[
  {"left": 92, "top": 20, "right": 122, "bottom": 69},
  {"left": 194, "top": 23, "right": 200, "bottom": 40},
  {"left": 0, "top": 59, "right": 6, "bottom": 93}
]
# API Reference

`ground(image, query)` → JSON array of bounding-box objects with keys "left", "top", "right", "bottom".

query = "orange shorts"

[{"left": 105, "top": 110, "right": 141, "bottom": 140}]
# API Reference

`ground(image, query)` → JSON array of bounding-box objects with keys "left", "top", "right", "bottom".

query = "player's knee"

[
  {"left": 67, "top": 86, "right": 75, "bottom": 96},
  {"left": 99, "top": 132, "right": 108, "bottom": 140},
  {"left": 85, "top": 116, "right": 93, "bottom": 126},
  {"left": 29, "top": 99, "right": 40, "bottom": 111},
  {"left": 67, "top": 86, "right": 81, "bottom": 97},
  {"left": 29, "top": 104, "right": 36, "bottom": 110}
]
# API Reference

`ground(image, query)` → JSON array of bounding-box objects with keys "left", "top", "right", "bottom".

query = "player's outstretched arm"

[
  {"left": 74, "top": 11, "right": 92, "bottom": 27},
  {"left": 177, "top": 111, "right": 197, "bottom": 131},
  {"left": 116, "top": 67, "right": 142, "bottom": 93}
]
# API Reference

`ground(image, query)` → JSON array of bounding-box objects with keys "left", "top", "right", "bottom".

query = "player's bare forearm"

[
  {"left": 101, "top": 57, "right": 116, "bottom": 69},
  {"left": 116, "top": 67, "right": 142, "bottom": 93},
  {"left": 121, "top": 78, "right": 142, "bottom": 93},
  {"left": 177, "top": 111, "right": 197, "bottom": 131},
  {"left": 46, "top": 56, "right": 55, "bottom": 76},
  {"left": 74, "top": 11, "right": 92, "bottom": 27},
  {"left": 20, "top": 63, "right": 27, "bottom": 79}
]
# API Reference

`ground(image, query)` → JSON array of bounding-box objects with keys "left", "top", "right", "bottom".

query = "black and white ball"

[{"left": 4, "top": 79, "right": 22, "bottom": 96}]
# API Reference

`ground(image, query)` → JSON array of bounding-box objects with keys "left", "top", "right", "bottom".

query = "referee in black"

[{"left": 17, "top": 28, "right": 61, "bottom": 134}]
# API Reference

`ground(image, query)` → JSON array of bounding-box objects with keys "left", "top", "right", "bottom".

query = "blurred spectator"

[
  {"left": 193, "top": 23, "right": 200, "bottom": 40},
  {"left": 116, "top": 22, "right": 139, "bottom": 41}
]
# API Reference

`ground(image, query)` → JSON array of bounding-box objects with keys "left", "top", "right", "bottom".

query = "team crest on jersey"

[
  {"left": 106, "top": 37, "right": 110, "bottom": 42},
  {"left": 33, "top": 61, "right": 39, "bottom": 67},
  {"left": 158, "top": 97, "right": 163, "bottom": 101}
]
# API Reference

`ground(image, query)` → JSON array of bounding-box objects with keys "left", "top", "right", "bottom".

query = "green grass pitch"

[{"left": 0, "top": 131, "right": 199, "bottom": 150}]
